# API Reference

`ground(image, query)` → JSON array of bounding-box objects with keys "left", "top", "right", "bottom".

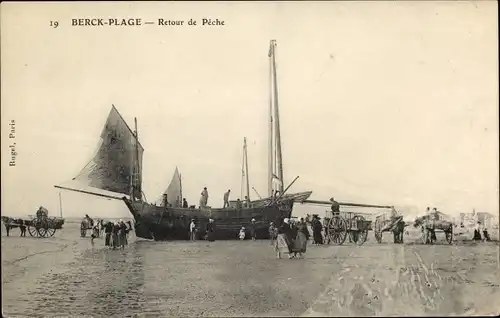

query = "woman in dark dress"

[
  {"left": 293, "top": 218, "right": 310, "bottom": 259},
  {"left": 206, "top": 218, "right": 216, "bottom": 242},
  {"left": 275, "top": 218, "right": 294, "bottom": 259}
]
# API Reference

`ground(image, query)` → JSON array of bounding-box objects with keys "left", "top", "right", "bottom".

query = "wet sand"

[{"left": 2, "top": 223, "right": 499, "bottom": 317}]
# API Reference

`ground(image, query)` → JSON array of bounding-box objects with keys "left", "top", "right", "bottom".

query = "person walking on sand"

[
  {"left": 104, "top": 221, "right": 113, "bottom": 247},
  {"left": 250, "top": 218, "right": 257, "bottom": 241},
  {"left": 269, "top": 222, "right": 278, "bottom": 245},
  {"left": 206, "top": 218, "right": 216, "bottom": 244},
  {"left": 189, "top": 219, "right": 196, "bottom": 241},
  {"left": 312, "top": 215, "right": 323, "bottom": 245},
  {"left": 19, "top": 220, "right": 26, "bottom": 237},
  {"left": 292, "top": 218, "right": 309, "bottom": 259},
  {"left": 119, "top": 220, "right": 128, "bottom": 248},
  {"left": 275, "top": 218, "right": 294, "bottom": 259},
  {"left": 111, "top": 222, "right": 120, "bottom": 250},
  {"left": 223, "top": 189, "right": 231, "bottom": 208}
]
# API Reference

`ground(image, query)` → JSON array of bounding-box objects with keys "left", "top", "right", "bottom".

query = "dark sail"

[{"left": 71, "top": 106, "right": 144, "bottom": 200}]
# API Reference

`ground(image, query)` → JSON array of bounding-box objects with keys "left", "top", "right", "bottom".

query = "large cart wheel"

[
  {"left": 328, "top": 215, "right": 347, "bottom": 245},
  {"left": 374, "top": 218, "right": 383, "bottom": 243},
  {"left": 38, "top": 227, "right": 48, "bottom": 237},
  {"left": 351, "top": 215, "right": 368, "bottom": 245},
  {"left": 28, "top": 218, "right": 40, "bottom": 237},
  {"left": 28, "top": 225, "right": 39, "bottom": 237},
  {"left": 46, "top": 227, "right": 56, "bottom": 237}
]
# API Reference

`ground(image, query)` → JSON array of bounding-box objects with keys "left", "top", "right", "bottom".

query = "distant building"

[
  {"left": 477, "top": 212, "right": 495, "bottom": 229},
  {"left": 460, "top": 211, "right": 496, "bottom": 229}
]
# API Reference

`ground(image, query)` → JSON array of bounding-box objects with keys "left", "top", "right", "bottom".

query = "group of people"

[
  {"left": 84, "top": 215, "right": 133, "bottom": 250},
  {"left": 189, "top": 218, "right": 216, "bottom": 242},
  {"left": 274, "top": 218, "right": 310, "bottom": 259},
  {"left": 238, "top": 218, "right": 257, "bottom": 240}
]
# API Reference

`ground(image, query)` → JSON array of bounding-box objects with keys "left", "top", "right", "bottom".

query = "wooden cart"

[{"left": 326, "top": 211, "right": 372, "bottom": 245}]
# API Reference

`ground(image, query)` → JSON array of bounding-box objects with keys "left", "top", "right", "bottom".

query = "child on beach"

[{"left": 239, "top": 227, "right": 246, "bottom": 240}]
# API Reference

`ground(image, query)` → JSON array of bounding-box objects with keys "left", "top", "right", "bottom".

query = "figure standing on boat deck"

[
  {"left": 163, "top": 194, "right": 170, "bottom": 207},
  {"left": 223, "top": 189, "right": 231, "bottom": 208},
  {"left": 244, "top": 196, "right": 250, "bottom": 208},
  {"left": 236, "top": 198, "right": 242, "bottom": 209},
  {"left": 200, "top": 187, "right": 209, "bottom": 208},
  {"left": 183, "top": 198, "right": 189, "bottom": 208},
  {"left": 206, "top": 218, "right": 216, "bottom": 242}
]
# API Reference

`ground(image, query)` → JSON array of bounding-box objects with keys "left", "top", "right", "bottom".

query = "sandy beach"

[{"left": 2, "top": 222, "right": 499, "bottom": 317}]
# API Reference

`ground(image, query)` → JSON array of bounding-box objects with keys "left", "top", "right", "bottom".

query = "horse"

[
  {"left": 414, "top": 215, "right": 453, "bottom": 244},
  {"left": 391, "top": 220, "right": 407, "bottom": 244},
  {"left": 1, "top": 216, "right": 27, "bottom": 236}
]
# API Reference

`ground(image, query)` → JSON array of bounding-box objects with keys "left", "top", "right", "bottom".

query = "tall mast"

[
  {"left": 129, "top": 125, "right": 135, "bottom": 200},
  {"left": 179, "top": 172, "right": 183, "bottom": 205},
  {"left": 134, "top": 117, "right": 141, "bottom": 201},
  {"left": 271, "top": 40, "right": 284, "bottom": 194},
  {"left": 244, "top": 137, "right": 251, "bottom": 202},
  {"left": 58, "top": 192, "right": 63, "bottom": 218},
  {"left": 268, "top": 42, "right": 274, "bottom": 197}
]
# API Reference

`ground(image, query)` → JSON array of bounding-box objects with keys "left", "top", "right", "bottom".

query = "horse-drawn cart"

[
  {"left": 373, "top": 210, "right": 407, "bottom": 244},
  {"left": 326, "top": 211, "right": 372, "bottom": 245},
  {"left": 27, "top": 217, "right": 57, "bottom": 238},
  {"left": 27, "top": 207, "right": 58, "bottom": 238}
]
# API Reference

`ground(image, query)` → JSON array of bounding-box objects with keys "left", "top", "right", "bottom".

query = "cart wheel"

[
  {"left": 328, "top": 215, "right": 347, "bottom": 245},
  {"left": 28, "top": 225, "right": 38, "bottom": 237},
  {"left": 374, "top": 218, "right": 383, "bottom": 243},
  {"left": 28, "top": 218, "right": 40, "bottom": 237},
  {"left": 353, "top": 215, "right": 368, "bottom": 245},
  {"left": 38, "top": 227, "right": 48, "bottom": 237},
  {"left": 46, "top": 228, "right": 56, "bottom": 237}
]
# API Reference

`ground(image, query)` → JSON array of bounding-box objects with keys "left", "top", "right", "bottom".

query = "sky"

[{"left": 1, "top": 1, "right": 498, "bottom": 220}]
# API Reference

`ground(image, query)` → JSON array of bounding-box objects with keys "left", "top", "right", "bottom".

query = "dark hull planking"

[{"left": 123, "top": 197, "right": 293, "bottom": 241}]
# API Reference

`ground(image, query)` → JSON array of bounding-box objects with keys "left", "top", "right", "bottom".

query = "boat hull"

[{"left": 123, "top": 197, "right": 294, "bottom": 241}]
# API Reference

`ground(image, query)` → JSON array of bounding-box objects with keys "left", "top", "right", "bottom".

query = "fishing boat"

[{"left": 55, "top": 40, "right": 312, "bottom": 240}]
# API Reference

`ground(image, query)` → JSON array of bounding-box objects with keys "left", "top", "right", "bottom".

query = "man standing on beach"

[
  {"left": 19, "top": 220, "right": 26, "bottom": 237},
  {"left": 250, "top": 218, "right": 257, "bottom": 241},
  {"left": 269, "top": 222, "right": 277, "bottom": 245},
  {"left": 104, "top": 221, "right": 113, "bottom": 247},
  {"left": 223, "top": 189, "right": 231, "bottom": 208},
  {"left": 206, "top": 218, "right": 216, "bottom": 244},
  {"left": 189, "top": 219, "right": 196, "bottom": 241}
]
